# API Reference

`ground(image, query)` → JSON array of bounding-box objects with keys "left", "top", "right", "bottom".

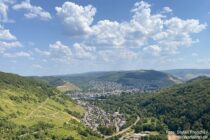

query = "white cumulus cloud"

[
  {"left": 162, "top": 7, "right": 172, "bottom": 14},
  {"left": 0, "top": 28, "right": 16, "bottom": 40},
  {"left": 0, "top": 25, "right": 22, "bottom": 53},
  {"left": 13, "top": 0, "right": 52, "bottom": 21},
  {"left": 55, "top": 1, "right": 96, "bottom": 36},
  {"left": 3, "top": 51, "right": 31, "bottom": 58},
  {"left": 0, "top": 1, "right": 8, "bottom": 22},
  {"left": 34, "top": 48, "right": 50, "bottom": 56},
  {"left": 143, "top": 45, "right": 161, "bottom": 56},
  {"left": 0, "top": 0, "right": 15, "bottom": 23},
  {"left": 49, "top": 41, "right": 72, "bottom": 63},
  {"left": 98, "top": 49, "right": 138, "bottom": 62},
  {"left": 73, "top": 43, "right": 96, "bottom": 60},
  {"left": 76, "top": 0, "right": 205, "bottom": 59},
  {"left": 46, "top": 1, "right": 207, "bottom": 67},
  {"left": 0, "top": 41, "right": 22, "bottom": 53}
]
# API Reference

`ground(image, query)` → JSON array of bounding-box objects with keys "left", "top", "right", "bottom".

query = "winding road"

[{"left": 104, "top": 116, "right": 140, "bottom": 139}]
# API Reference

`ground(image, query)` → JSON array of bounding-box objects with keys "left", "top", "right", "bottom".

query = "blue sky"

[{"left": 0, "top": 0, "right": 210, "bottom": 76}]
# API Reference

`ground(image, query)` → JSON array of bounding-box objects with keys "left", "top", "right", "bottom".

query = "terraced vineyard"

[{"left": 0, "top": 72, "right": 101, "bottom": 140}]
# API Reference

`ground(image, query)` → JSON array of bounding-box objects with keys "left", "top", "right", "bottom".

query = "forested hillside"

[
  {"left": 96, "top": 77, "right": 210, "bottom": 133},
  {"left": 164, "top": 69, "right": 210, "bottom": 80},
  {"left": 40, "top": 70, "right": 182, "bottom": 90}
]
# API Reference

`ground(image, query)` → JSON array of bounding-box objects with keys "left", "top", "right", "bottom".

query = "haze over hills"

[
  {"left": 164, "top": 69, "right": 210, "bottom": 81},
  {"left": 39, "top": 70, "right": 183, "bottom": 91}
]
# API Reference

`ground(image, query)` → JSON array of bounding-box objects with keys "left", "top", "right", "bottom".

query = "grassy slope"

[
  {"left": 56, "top": 82, "right": 81, "bottom": 93},
  {"left": 0, "top": 72, "right": 101, "bottom": 140},
  {"left": 32, "top": 76, "right": 81, "bottom": 92}
]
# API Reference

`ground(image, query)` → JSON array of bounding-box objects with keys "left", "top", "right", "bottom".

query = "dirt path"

[
  {"left": 69, "top": 115, "right": 81, "bottom": 122},
  {"left": 119, "top": 130, "right": 135, "bottom": 140},
  {"left": 104, "top": 116, "right": 140, "bottom": 139},
  {"left": 25, "top": 96, "right": 81, "bottom": 123},
  {"left": 115, "top": 121, "right": 120, "bottom": 132},
  {"left": 25, "top": 98, "right": 49, "bottom": 119}
]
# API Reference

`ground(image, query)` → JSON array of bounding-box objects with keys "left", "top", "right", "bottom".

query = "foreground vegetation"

[
  {"left": 0, "top": 72, "right": 101, "bottom": 139},
  {"left": 1, "top": 71, "right": 209, "bottom": 139}
]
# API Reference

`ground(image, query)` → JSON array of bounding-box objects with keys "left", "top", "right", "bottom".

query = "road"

[
  {"left": 104, "top": 116, "right": 140, "bottom": 139},
  {"left": 115, "top": 121, "right": 120, "bottom": 132}
]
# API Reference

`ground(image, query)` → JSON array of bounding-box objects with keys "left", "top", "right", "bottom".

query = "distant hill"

[
  {"left": 32, "top": 76, "right": 81, "bottom": 92},
  {"left": 96, "top": 76, "right": 210, "bottom": 132},
  {"left": 40, "top": 70, "right": 183, "bottom": 90},
  {"left": 164, "top": 69, "right": 210, "bottom": 80},
  {"left": 0, "top": 72, "right": 101, "bottom": 139}
]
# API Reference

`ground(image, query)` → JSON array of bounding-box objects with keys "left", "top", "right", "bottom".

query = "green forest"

[{"left": 95, "top": 77, "right": 210, "bottom": 136}]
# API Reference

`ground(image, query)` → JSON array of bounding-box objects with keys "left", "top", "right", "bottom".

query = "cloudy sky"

[{"left": 0, "top": 0, "right": 210, "bottom": 76}]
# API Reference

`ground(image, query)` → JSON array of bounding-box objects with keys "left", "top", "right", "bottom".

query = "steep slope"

[
  {"left": 164, "top": 69, "right": 210, "bottom": 80},
  {"left": 96, "top": 77, "right": 210, "bottom": 132},
  {"left": 0, "top": 72, "right": 101, "bottom": 139},
  {"left": 41, "top": 70, "right": 182, "bottom": 90},
  {"left": 141, "top": 77, "right": 210, "bottom": 131}
]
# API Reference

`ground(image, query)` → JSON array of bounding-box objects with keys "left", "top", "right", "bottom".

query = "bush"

[
  {"left": 62, "top": 136, "right": 74, "bottom": 140},
  {"left": 79, "top": 130, "right": 88, "bottom": 137},
  {"left": 97, "top": 125, "right": 115, "bottom": 136},
  {"left": 64, "top": 109, "right": 82, "bottom": 118},
  {"left": 134, "top": 125, "right": 143, "bottom": 133}
]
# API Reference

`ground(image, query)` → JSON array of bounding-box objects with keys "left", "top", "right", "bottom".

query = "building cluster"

[
  {"left": 66, "top": 80, "right": 160, "bottom": 138},
  {"left": 78, "top": 101, "right": 126, "bottom": 132}
]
